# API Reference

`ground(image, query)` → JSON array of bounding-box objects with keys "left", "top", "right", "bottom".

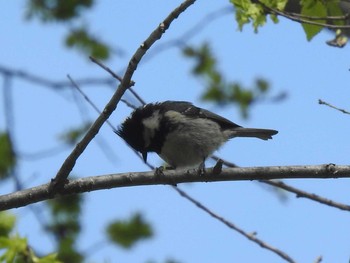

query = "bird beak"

[{"left": 142, "top": 151, "right": 148, "bottom": 163}]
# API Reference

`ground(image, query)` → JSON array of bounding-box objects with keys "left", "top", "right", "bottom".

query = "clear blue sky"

[{"left": 1, "top": 1, "right": 350, "bottom": 262}]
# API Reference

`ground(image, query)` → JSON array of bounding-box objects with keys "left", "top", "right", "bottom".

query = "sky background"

[{"left": 1, "top": 0, "right": 350, "bottom": 262}]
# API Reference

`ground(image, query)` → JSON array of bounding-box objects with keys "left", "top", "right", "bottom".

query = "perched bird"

[{"left": 116, "top": 101, "right": 278, "bottom": 169}]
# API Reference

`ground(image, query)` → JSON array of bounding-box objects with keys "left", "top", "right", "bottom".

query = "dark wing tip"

[{"left": 113, "top": 126, "right": 123, "bottom": 137}]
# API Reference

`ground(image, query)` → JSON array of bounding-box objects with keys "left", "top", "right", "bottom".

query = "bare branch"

[
  {"left": 173, "top": 186, "right": 296, "bottom": 263},
  {"left": 0, "top": 65, "right": 114, "bottom": 89},
  {"left": 216, "top": 157, "right": 350, "bottom": 212},
  {"left": 1, "top": 164, "right": 350, "bottom": 211},
  {"left": 318, "top": 99, "right": 350, "bottom": 115},
  {"left": 260, "top": 180, "right": 350, "bottom": 212},
  {"left": 89, "top": 57, "right": 146, "bottom": 106},
  {"left": 49, "top": 0, "right": 197, "bottom": 190},
  {"left": 314, "top": 255, "right": 323, "bottom": 263}
]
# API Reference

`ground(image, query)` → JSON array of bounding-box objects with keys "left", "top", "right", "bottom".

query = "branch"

[
  {"left": 256, "top": 0, "right": 350, "bottom": 29},
  {"left": 260, "top": 180, "right": 350, "bottom": 211},
  {"left": 318, "top": 99, "right": 350, "bottom": 115},
  {"left": 173, "top": 186, "right": 296, "bottom": 263},
  {"left": 0, "top": 65, "right": 115, "bottom": 89},
  {"left": 215, "top": 157, "right": 350, "bottom": 212},
  {"left": 1, "top": 164, "right": 350, "bottom": 211},
  {"left": 49, "top": 0, "right": 197, "bottom": 190}
]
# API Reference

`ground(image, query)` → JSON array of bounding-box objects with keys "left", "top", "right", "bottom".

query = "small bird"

[{"left": 116, "top": 101, "right": 278, "bottom": 169}]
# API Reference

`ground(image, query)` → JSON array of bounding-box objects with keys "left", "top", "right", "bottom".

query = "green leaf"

[
  {"left": 35, "top": 253, "right": 61, "bottom": 263},
  {"left": 0, "top": 234, "right": 27, "bottom": 262},
  {"left": 26, "top": 0, "right": 94, "bottom": 22},
  {"left": 255, "top": 78, "right": 269, "bottom": 92},
  {"left": 56, "top": 237, "right": 83, "bottom": 263},
  {"left": 300, "top": 0, "right": 327, "bottom": 41},
  {"left": 58, "top": 123, "right": 91, "bottom": 145},
  {"left": 65, "top": 29, "right": 110, "bottom": 60},
  {"left": 0, "top": 212, "right": 16, "bottom": 237},
  {"left": 47, "top": 194, "right": 82, "bottom": 216},
  {"left": 107, "top": 213, "right": 153, "bottom": 249},
  {"left": 0, "top": 132, "right": 16, "bottom": 180},
  {"left": 230, "top": 0, "right": 288, "bottom": 31}
]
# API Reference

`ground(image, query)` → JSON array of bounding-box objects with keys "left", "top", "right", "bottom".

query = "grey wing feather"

[{"left": 160, "top": 101, "right": 241, "bottom": 130}]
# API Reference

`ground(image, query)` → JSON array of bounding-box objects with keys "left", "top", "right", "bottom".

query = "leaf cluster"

[
  {"left": 107, "top": 213, "right": 153, "bottom": 249},
  {"left": 183, "top": 43, "right": 272, "bottom": 118},
  {"left": 0, "top": 212, "right": 61, "bottom": 263},
  {"left": 230, "top": 0, "right": 348, "bottom": 41},
  {"left": 0, "top": 132, "right": 16, "bottom": 180},
  {"left": 25, "top": 0, "right": 111, "bottom": 60}
]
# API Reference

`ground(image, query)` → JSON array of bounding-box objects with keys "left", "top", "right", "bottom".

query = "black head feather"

[{"left": 115, "top": 104, "right": 155, "bottom": 153}]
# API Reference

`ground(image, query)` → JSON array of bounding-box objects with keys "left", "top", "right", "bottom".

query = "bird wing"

[{"left": 159, "top": 101, "right": 241, "bottom": 130}]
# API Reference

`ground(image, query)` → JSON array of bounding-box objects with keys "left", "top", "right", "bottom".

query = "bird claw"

[
  {"left": 197, "top": 162, "right": 206, "bottom": 176},
  {"left": 154, "top": 166, "right": 165, "bottom": 177}
]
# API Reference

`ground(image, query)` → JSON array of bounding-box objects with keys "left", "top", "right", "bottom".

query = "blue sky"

[{"left": 1, "top": 1, "right": 350, "bottom": 262}]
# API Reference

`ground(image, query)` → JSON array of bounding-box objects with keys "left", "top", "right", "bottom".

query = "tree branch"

[
  {"left": 214, "top": 157, "right": 350, "bottom": 212},
  {"left": 318, "top": 99, "right": 350, "bottom": 115},
  {"left": 49, "top": 0, "right": 197, "bottom": 190},
  {"left": 173, "top": 186, "right": 296, "bottom": 263},
  {"left": 260, "top": 180, "right": 350, "bottom": 211},
  {"left": 1, "top": 164, "right": 349, "bottom": 211},
  {"left": 256, "top": 0, "right": 350, "bottom": 29}
]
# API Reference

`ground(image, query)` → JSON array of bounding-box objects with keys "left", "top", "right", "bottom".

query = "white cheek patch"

[{"left": 142, "top": 110, "right": 161, "bottom": 147}]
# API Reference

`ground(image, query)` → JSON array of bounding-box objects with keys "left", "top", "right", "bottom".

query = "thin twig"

[
  {"left": 0, "top": 65, "right": 114, "bottom": 89},
  {"left": 219, "top": 159, "right": 350, "bottom": 211},
  {"left": 260, "top": 180, "right": 350, "bottom": 211},
  {"left": 172, "top": 186, "right": 296, "bottom": 263},
  {"left": 256, "top": 0, "right": 350, "bottom": 29},
  {"left": 89, "top": 57, "right": 146, "bottom": 106},
  {"left": 49, "top": 0, "right": 197, "bottom": 190},
  {"left": 218, "top": 158, "right": 350, "bottom": 212},
  {"left": 314, "top": 255, "right": 323, "bottom": 263},
  {"left": 285, "top": 12, "right": 349, "bottom": 21},
  {"left": 89, "top": 56, "right": 123, "bottom": 83},
  {"left": 67, "top": 75, "right": 116, "bottom": 131},
  {"left": 318, "top": 99, "right": 350, "bottom": 115}
]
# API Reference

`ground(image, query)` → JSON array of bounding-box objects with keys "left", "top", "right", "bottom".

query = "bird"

[{"left": 116, "top": 101, "right": 278, "bottom": 169}]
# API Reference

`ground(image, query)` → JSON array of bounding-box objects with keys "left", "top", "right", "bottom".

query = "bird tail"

[{"left": 229, "top": 128, "right": 278, "bottom": 140}]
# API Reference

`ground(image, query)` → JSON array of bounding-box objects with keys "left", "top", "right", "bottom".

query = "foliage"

[
  {"left": 46, "top": 195, "right": 83, "bottom": 263},
  {"left": 0, "top": 212, "right": 61, "bottom": 263},
  {"left": 65, "top": 28, "right": 110, "bottom": 60},
  {"left": 231, "top": 0, "right": 345, "bottom": 40},
  {"left": 230, "top": 0, "right": 347, "bottom": 41},
  {"left": 0, "top": 132, "right": 16, "bottom": 180},
  {"left": 183, "top": 43, "right": 272, "bottom": 118},
  {"left": 26, "top": 0, "right": 94, "bottom": 21},
  {"left": 25, "top": 0, "right": 110, "bottom": 60},
  {"left": 230, "top": 0, "right": 288, "bottom": 31},
  {"left": 58, "top": 122, "right": 91, "bottom": 146},
  {"left": 107, "top": 213, "right": 153, "bottom": 249}
]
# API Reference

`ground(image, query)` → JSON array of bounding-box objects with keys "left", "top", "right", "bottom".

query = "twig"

[
  {"left": 89, "top": 56, "right": 123, "bottom": 83},
  {"left": 89, "top": 57, "right": 146, "bottom": 106},
  {"left": 218, "top": 158, "right": 350, "bottom": 212},
  {"left": 144, "top": 6, "right": 233, "bottom": 62},
  {"left": 314, "top": 255, "right": 323, "bottom": 263},
  {"left": 173, "top": 186, "right": 296, "bottom": 263},
  {"left": 260, "top": 180, "right": 350, "bottom": 212},
  {"left": 1, "top": 164, "right": 350, "bottom": 210},
  {"left": 49, "top": 0, "right": 197, "bottom": 191},
  {"left": 318, "top": 99, "right": 350, "bottom": 115},
  {"left": 256, "top": 0, "right": 350, "bottom": 29},
  {"left": 67, "top": 75, "right": 116, "bottom": 131},
  {"left": 0, "top": 65, "right": 115, "bottom": 89}
]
